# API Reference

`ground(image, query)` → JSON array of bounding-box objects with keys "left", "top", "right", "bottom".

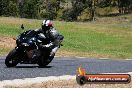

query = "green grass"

[
  {"left": 0, "top": 15, "right": 132, "bottom": 59},
  {"left": 0, "top": 48, "right": 10, "bottom": 55}
]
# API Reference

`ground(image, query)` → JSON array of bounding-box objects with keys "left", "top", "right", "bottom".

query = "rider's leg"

[
  {"left": 32, "top": 50, "right": 41, "bottom": 62},
  {"left": 49, "top": 46, "right": 59, "bottom": 57}
]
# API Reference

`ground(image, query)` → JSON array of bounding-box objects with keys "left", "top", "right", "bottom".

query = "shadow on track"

[
  {"left": 16, "top": 65, "right": 52, "bottom": 68},
  {"left": 5, "top": 66, "right": 53, "bottom": 68}
]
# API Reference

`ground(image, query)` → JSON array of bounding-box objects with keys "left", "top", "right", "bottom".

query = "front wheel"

[
  {"left": 37, "top": 56, "right": 54, "bottom": 67},
  {"left": 5, "top": 49, "right": 19, "bottom": 67}
]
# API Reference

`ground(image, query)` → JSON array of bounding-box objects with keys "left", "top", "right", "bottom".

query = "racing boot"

[
  {"left": 31, "top": 50, "right": 41, "bottom": 63},
  {"left": 47, "top": 47, "right": 58, "bottom": 62},
  {"left": 31, "top": 54, "right": 38, "bottom": 63}
]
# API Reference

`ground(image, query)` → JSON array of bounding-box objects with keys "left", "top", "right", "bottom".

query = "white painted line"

[
  {"left": 125, "top": 59, "right": 132, "bottom": 60},
  {"left": 55, "top": 56, "right": 71, "bottom": 58},
  {"left": 128, "top": 72, "right": 132, "bottom": 74},
  {"left": 99, "top": 58, "right": 109, "bottom": 59},
  {"left": 75, "top": 56, "right": 87, "bottom": 59},
  {"left": 55, "top": 56, "right": 132, "bottom": 60}
]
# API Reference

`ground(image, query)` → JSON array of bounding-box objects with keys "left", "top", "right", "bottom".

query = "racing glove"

[{"left": 40, "top": 42, "right": 54, "bottom": 49}]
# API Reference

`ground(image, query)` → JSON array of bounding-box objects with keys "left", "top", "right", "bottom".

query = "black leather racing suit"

[{"left": 35, "top": 27, "right": 64, "bottom": 57}]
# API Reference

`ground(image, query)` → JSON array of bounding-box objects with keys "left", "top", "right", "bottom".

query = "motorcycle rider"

[{"left": 34, "top": 20, "right": 64, "bottom": 61}]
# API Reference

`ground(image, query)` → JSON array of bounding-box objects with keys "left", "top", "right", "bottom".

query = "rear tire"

[{"left": 5, "top": 49, "right": 19, "bottom": 67}]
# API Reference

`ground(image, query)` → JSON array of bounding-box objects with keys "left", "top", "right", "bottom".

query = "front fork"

[{"left": 15, "top": 46, "right": 27, "bottom": 61}]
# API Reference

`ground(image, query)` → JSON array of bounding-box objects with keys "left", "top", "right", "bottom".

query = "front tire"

[
  {"left": 5, "top": 49, "right": 19, "bottom": 67},
  {"left": 37, "top": 56, "right": 54, "bottom": 67}
]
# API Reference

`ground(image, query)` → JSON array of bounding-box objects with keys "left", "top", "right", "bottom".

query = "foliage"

[
  {"left": 8, "top": 1, "right": 19, "bottom": 17},
  {"left": 0, "top": 0, "right": 131, "bottom": 21},
  {"left": 22, "top": 0, "right": 38, "bottom": 18},
  {"left": 0, "top": 0, "right": 9, "bottom": 16}
]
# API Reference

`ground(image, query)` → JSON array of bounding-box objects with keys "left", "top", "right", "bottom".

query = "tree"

[
  {"left": 38, "top": 0, "right": 65, "bottom": 19},
  {"left": 22, "top": 0, "right": 38, "bottom": 18},
  {"left": 8, "top": 1, "right": 19, "bottom": 17},
  {"left": 0, "top": 0, "right": 9, "bottom": 16},
  {"left": 118, "top": 0, "right": 132, "bottom": 14},
  {"left": 62, "top": 0, "right": 85, "bottom": 21},
  {"left": 62, "top": 0, "right": 97, "bottom": 21},
  {"left": 18, "top": 0, "right": 24, "bottom": 18}
]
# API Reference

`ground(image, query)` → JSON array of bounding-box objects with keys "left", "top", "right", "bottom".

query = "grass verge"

[{"left": 0, "top": 14, "right": 132, "bottom": 59}]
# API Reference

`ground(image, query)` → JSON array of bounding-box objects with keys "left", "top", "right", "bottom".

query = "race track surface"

[{"left": 0, "top": 56, "right": 132, "bottom": 81}]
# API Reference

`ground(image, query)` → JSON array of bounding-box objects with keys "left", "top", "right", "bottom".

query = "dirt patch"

[
  {"left": 0, "top": 36, "right": 16, "bottom": 48},
  {"left": 34, "top": 80, "right": 132, "bottom": 88},
  {"left": 56, "top": 49, "right": 113, "bottom": 59}
]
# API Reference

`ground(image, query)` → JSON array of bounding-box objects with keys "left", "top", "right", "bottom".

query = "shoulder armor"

[
  {"left": 35, "top": 29, "right": 40, "bottom": 31},
  {"left": 49, "top": 28, "right": 59, "bottom": 38},
  {"left": 38, "top": 33, "right": 46, "bottom": 39}
]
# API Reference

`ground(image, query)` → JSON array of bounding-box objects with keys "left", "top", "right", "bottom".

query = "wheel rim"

[
  {"left": 9, "top": 58, "right": 17, "bottom": 64},
  {"left": 6, "top": 56, "right": 18, "bottom": 66}
]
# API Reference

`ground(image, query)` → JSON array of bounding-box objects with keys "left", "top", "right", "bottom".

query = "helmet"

[{"left": 42, "top": 20, "right": 53, "bottom": 31}]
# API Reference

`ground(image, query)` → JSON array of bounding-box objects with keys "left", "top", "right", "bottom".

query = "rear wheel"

[{"left": 5, "top": 49, "right": 19, "bottom": 67}]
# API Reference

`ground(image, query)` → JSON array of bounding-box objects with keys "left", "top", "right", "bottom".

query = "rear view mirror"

[{"left": 21, "top": 24, "right": 24, "bottom": 30}]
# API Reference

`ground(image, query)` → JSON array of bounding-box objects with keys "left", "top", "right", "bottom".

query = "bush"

[
  {"left": 61, "top": 8, "right": 74, "bottom": 21},
  {"left": 8, "top": 1, "right": 19, "bottom": 17},
  {"left": 40, "top": 10, "right": 57, "bottom": 20}
]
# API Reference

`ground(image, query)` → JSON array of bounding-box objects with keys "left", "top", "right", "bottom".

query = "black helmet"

[{"left": 42, "top": 20, "right": 53, "bottom": 31}]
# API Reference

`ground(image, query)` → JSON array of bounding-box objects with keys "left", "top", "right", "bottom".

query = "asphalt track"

[{"left": 0, "top": 56, "right": 132, "bottom": 81}]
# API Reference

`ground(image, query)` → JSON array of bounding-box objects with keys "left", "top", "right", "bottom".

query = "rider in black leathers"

[{"left": 34, "top": 20, "right": 64, "bottom": 60}]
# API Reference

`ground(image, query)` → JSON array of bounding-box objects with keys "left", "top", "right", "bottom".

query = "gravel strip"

[
  {"left": 3, "top": 79, "right": 132, "bottom": 88},
  {"left": 1, "top": 75, "right": 132, "bottom": 88}
]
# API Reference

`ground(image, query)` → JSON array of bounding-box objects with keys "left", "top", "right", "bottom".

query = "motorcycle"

[{"left": 5, "top": 27, "right": 63, "bottom": 67}]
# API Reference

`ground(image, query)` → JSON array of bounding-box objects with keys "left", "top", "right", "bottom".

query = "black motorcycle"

[{"left": 5, "top": 29, "right": 63, "bottom": 67}]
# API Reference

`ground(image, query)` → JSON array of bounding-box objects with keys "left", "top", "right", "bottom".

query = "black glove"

[{"left": 39, "top": 43, "right": 54, "bottom": 49}]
